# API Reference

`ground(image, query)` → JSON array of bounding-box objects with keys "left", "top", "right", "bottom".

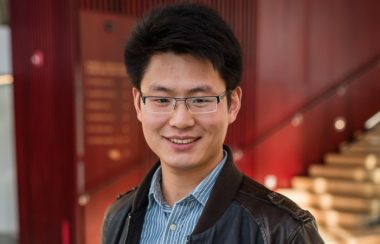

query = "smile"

[{"left": 169, "top": 138, "right": 197, "bottom": 144}]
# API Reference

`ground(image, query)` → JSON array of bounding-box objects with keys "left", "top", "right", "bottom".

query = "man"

[{"left": 102, "top": 3, "right": 324, "bottom": 244}]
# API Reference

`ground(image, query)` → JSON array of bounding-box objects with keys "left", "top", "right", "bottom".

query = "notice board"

[{"left": 78, "top": 11, "right": 148, "bottom": 191}]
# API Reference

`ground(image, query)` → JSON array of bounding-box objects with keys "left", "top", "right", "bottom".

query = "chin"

[{"left": 161, "top": 156, "right": 198, "bottom": 169}]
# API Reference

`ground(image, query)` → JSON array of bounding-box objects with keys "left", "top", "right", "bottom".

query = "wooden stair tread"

[
  {"left": 318, "top": 226, "right": 380, "bottom": 244},
  {"left": 324, "top": 153, "right": 379, "bottom": 169},
  {"left": 292, "top": 176, "right": 380, "bottom": 197},
  {"left": 306, "top": 207, "right": 378, "bottom": 228},
  {"left": 308, "top": 165, "right": 380, "bottom": 183},
  {"left": 278, "top": 188, "right": 380, "bottom": 214}
]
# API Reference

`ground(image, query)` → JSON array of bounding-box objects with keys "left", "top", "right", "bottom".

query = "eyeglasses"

[{"left": 140, "top": 91, "right": 229, "bottom": 114}]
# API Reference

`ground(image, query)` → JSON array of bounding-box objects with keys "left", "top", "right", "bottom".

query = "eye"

[
  {"left": 190, "top": 97, "right": 214, "bottom": 105},
  {"left": 151, "top": 97, "right": 172, "bottom": 105}
]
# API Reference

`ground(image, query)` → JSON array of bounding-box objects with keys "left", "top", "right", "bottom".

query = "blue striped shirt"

[{"left": 139, "top": 151, "right": 228, "bottom": 244}]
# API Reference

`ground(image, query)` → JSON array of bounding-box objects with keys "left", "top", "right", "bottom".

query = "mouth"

[
  {"left": 170, "top": 138, "right": 196, "bottom": 144},
  {"left": 165, "top": 136, "right": 201, "bottom": 145}
]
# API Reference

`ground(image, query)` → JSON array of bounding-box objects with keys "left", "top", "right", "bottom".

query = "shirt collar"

[
  {"left": 147, "top": 150, "right": 228, "bottom": 209},
  {"left": 147, "top": 167, "right": 165, "bottom": 209},
  {"left": 191, "top": 150, "right": 227, "bottom": 206}
]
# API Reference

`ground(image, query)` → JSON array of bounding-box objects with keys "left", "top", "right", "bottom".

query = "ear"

[
  {"left": 132, "top": 87, "right": 142, "bottom": 122},
  {"left": 228, "top": 87, "right": 242, "bottom": 124}
]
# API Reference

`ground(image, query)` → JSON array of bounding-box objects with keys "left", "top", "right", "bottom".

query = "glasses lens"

[
  {"left": 188, "top": 97, "right": 217, "bottom": 113},
  {"left": 145, "top": 97, "right": 173, "bottom": 113}
]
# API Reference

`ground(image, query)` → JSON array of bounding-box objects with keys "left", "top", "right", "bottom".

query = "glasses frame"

[{"left": 140, "top": 90, "right": 230, "bottom": 114}]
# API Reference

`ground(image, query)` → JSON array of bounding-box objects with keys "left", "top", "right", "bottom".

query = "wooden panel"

[
  {"left": 308, "top": 0, "right": 380, "bottom": 92},
  {"left": 255, "top": 0, "right": 380, "bottom": 137},
  {"left": 348, "top": 65, "right": 380, "bottom": 130},
  {"left": 246, "top": 81, "right": 351, "bottom": 185},
  {"left": 11, "top": 0, "right": 77, "bottom": 243},
  {"left": 78, "top": 11, "right": 152, "bottom": 191},
  {"left": 238, "top": 0, "right": 380, "bottom": 187},
  {"left": 245, "top": 64, "right": 380, "bottom": 187},
  {"left": 255, "top": 0, "right": 309, "bottom": 135}
]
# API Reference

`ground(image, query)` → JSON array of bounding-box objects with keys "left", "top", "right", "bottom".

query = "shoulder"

[
  {"left": 105, "top": 187, "right": 137, "bottom": 222},
  {"left": 237, "top": 176, "right": 314, "bottom": 222},
  {"left": 235, "top": 176, "right": 322, "bottom": 243},
  {"left": 102, "top": 187, "right": 138, "bottom": 240}
]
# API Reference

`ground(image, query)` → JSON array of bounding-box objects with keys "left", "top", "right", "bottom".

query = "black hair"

[{"left": 124, "top": 2, "right": 242, "bottom": 91}]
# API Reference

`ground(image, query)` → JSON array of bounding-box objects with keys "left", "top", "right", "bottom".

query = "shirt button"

[{"left": 169, "top": 224, "right": 177, "bottom": 231}]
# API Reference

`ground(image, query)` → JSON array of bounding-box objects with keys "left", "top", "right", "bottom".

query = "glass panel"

[{"left": 0, "top": 23, "right": 18, "bottom": 243}]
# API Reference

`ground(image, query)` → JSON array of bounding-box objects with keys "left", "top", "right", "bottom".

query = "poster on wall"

[{"left": 78, "top": 11, "right": 149, "bottom": 191}]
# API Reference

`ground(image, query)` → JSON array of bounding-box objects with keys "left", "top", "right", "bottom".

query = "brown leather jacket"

[{"left": 102, "top": 146, "right": 325, "bottom": 244}]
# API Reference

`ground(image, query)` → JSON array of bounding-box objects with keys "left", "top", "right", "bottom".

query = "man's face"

[{"left": 133, "top": 53, "right": 241, "bottom": 175}]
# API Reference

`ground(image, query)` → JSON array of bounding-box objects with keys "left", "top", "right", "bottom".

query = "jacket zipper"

[{"left": 123, "top": 214, "right": 132, "bottom": 244}]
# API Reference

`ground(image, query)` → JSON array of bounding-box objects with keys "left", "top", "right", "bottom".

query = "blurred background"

[{"left": 1, "top": 0, "right": 380, "bottom": 243}]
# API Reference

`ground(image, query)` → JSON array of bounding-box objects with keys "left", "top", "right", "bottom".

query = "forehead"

[{"left": 140, "top": 53, "right": 226, "bottom": 94}]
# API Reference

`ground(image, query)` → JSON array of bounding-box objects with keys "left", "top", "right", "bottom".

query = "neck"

[
  {"left": 161, "top": 171, "right": 201, "bottom": 206},
  {"left": 160, "top": 153, "right": 224, "bottom": 206}
]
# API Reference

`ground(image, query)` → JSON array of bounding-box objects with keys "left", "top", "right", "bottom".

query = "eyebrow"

[
  {"left": 147, "top": 84, "right": 214, "bottom": 95},
  {"left": 148, "top": 86, "right": 172, "bottom": 93},
  {"left": 188, "top": 86, "right": 213, "bottom": 94}
]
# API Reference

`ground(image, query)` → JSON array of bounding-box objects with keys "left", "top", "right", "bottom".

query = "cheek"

[
  {"left": 198, "top": 115, "right": 229, "bottom": 135},
  {"left": 140, "top": 114, "right": 167, "bottom": 133},
  {"left": 140, "top": 119, "right": 160, "bottom": 148}
]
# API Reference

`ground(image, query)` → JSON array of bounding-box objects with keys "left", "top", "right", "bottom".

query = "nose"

[{"left": 168, "top": 100, "right": 195, "bottom": 128}]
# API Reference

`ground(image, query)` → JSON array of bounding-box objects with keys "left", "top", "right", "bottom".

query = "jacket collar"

[
  {"left": 192, "top": 145, "right": 243, "bottom": 234},
  {"left": 130, "top": 145, "right": 244, "bottom": 233}
]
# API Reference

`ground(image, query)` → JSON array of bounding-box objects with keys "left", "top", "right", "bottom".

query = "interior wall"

[
  {"left": 254, "top": 0, "right": 380, "bottom": 136},
  {"left": 236, "top": 0, "right": 380, "bottom": 186},
  {"left": 10, "top": 0, "right": 77, "bottom": 243}
]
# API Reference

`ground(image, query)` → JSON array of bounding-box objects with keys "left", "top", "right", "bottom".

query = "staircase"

[{"left": 279, "top": 123, "right": 380, "bottom": 243}]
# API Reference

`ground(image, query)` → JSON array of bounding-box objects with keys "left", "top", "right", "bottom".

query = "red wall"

[
  {"left": 11, "top": 0, "right": 77, "bottom": 243},
  {"left": 235, "top": 0, "right": 380, "bottom": 186}
]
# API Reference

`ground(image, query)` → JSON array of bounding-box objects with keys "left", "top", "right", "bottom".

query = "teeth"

[{"left": 170, "top": 138, "right": 195, "bottom": 144}]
